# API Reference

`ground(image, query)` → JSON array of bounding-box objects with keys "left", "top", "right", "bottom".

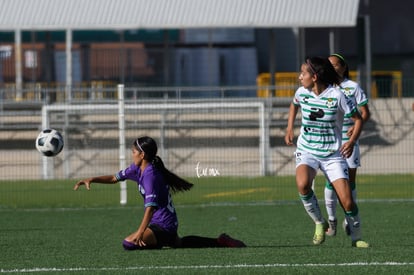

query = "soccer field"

[{"left": 0, "top": 175, "right": 413, "bottom": 274}]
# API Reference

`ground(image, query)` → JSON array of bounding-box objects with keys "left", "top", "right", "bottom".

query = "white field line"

[{"left": 1, "top": 262, "right": 414, "bottom": 273}]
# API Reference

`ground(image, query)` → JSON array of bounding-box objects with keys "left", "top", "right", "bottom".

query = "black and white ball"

[{"left": 35, "top": 129, "right": 64, "bottom": 157}]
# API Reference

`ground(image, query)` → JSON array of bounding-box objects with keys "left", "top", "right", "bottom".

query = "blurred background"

[
  {"left": 0, "top": 0, "right": 413, "bottom": 187},
  {"left": 0, "top": 0, "right": 412, "bottom": 97}
]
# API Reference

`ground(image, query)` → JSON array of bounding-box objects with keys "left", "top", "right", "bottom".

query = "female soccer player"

[
  {"left": 324, "top": 54, "right": 371, "bottom": 237},
  {"left": 74, "top": 136, "right": 246, "bottom": 250},
  {"left": 284, "top": 56, "right": 369, "bottom": 248}
]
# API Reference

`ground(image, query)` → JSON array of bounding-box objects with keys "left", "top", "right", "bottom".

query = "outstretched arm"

[{"left": 73, "top": 175, "right": 117, "bottom": 190}]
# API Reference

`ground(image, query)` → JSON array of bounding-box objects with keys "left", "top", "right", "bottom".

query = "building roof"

[{"left": 0, "top": 0, "right": 360, "bottom": 31}]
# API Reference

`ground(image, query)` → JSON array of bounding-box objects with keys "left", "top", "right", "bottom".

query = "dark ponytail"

[
  {"left": 152, "top": 156, "right": 193, "bottom": 193},
  {"left": 305, "top": 56, "right": 341, "bottom": 86},
  {"left": 134, "top": 136, "right": 193, "bottom": 193}
]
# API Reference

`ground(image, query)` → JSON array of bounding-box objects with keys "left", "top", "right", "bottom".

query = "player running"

[
  {"left": 284, "top": 56, "right": 369, "bottom": 248},
  {"left": 324, "top": 54, "right": 371, "bottom": 237}
]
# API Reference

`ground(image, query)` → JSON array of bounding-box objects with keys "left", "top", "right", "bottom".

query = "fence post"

[
  {"left": 259, "top": 102, "right": 269, "bottom": 176},
  {"left": 118, "top": 84, "right": 127, "bottom": 205},
  {"left": 40, "top": 106, "right": 53, "bottom": 179}
]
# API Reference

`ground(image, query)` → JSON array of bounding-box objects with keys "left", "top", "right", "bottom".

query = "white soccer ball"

[{"left": 35, "top": 129, "right": 64, "bottom": 157}]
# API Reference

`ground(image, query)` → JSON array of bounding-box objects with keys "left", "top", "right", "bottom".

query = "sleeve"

[
  {"left": 115, "top": 163, "right": 136, "bottom": 182},
  {"left": 340, "top": 92, "right": 357, "bottom": 118},
  {"left": 140, "top": 171, "right": 160, "bottom": 209},
  {"left": 292, "top": 87, "right": 302, "bottom": 106},
  {"left": 354, "top": 85, "right": 369, "bottom": 106}
]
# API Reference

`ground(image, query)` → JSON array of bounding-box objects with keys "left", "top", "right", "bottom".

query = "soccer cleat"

[
  {"left": 313, "top": 221, "right": 328, "bottom": 245},
  {"left": 326, "top": 219, "right": 337, "bottom": 237},
  {"left": 342, "top": 219, "right": 351, "bottom": 236},
  {"left": 352, "top": 240, "right": 370, "bottom": 248},
  {"left": 217, "top": 233, "right": 246, "bottom": 248}
]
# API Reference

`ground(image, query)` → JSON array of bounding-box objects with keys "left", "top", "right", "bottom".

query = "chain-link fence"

[{"left": 1, "top": 86, "right": 413, "bottom": 180}]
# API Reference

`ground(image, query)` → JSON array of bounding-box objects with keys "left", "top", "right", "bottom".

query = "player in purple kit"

[{"left": 74, "top": 136, "right": 246, "bottom": 250}]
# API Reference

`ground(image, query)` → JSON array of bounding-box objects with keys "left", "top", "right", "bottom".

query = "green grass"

[
  {"left": 1, "top": 174, "right": 413, "bottom": 208},
  {"left": 0, "top": 175, "right": 413, "bottom": 274}
]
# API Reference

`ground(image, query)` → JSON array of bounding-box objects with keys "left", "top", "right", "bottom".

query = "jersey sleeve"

[
  {"left": 339, "top": 92, "right": 358, "bottom": 118},
  {"left": 140, "top": 170, "right": 160, "bottom": 209},
  {"left": 354, "top": 85, "right": 369, "bottom": 106},
  {"left": 292, "top": 87, "right": 303, "bottom": 106},
  {"left": 115, "top": 163, "right": 137, "bottom": 182}
]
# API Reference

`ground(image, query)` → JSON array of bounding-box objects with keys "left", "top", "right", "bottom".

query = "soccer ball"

[{"left": 35, "top": 129, "right": 64, "bottom": 157}]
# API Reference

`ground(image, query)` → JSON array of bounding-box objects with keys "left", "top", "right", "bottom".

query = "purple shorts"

[{"left": 122, "top": 224, "right": 178, "bottom": 250}]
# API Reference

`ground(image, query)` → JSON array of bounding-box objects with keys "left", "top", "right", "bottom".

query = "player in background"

[
  {"left": 74, "top": 136, "right": 246, "bottom": 250},
  {"left": 324, "top": 54, "right": 371, "bottom": 237},
  {"left": 284, "top": 56, "right": 369, "bottom": 248}
]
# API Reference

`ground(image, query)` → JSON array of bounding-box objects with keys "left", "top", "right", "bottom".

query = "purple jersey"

[{"left": 116, "top": 163, "right": 178, "bottom": 233}]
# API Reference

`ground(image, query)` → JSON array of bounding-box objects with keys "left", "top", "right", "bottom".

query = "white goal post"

[{"left": 40, "top": 85, "right": 270, "bottom": 204}]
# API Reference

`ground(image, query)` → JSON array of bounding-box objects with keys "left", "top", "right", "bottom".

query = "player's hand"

[
  {"left": 126, "top": 232, "right": 146, "bottom": 247},
  {"left": 136, "top": 238, "right": 147, "bottom": 247},
  {"left": 73, "top": 179, "right": 91, "bottom": 191},
  {"left": 285, "top": 128, "right": 294, "bottom": 146},
  {"left": 340, "top": 141, "right": 354, "bottom": 158}
]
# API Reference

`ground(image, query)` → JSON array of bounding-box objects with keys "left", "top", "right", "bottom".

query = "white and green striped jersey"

[
  {"left": 339, "top": 79, "right": 368, "bottom": 142},
  {"left": 293, "top": 85, "right": 357, "bottom": 158}
]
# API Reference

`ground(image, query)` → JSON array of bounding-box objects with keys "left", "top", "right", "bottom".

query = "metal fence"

[
  {"left": 0, "top": 85, "right": 262, "bottom": 106},
  {"left": 2, "top": 78, "right": 414, "bottom": 110},
  {"left": 0, "top": 85, "right": 413, "bottom": 181}
]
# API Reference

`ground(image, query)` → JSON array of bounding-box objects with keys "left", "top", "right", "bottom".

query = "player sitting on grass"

[{"left": 74, "top": 136, "right": 246, "bottom": 250}]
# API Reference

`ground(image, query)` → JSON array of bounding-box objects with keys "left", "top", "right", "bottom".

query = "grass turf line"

[
  {"left": 0, "top": 175, "right": 413, "bottom": 274},
  {"left": 0, "top": 202, "right": 413, "bottom": 274}
]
